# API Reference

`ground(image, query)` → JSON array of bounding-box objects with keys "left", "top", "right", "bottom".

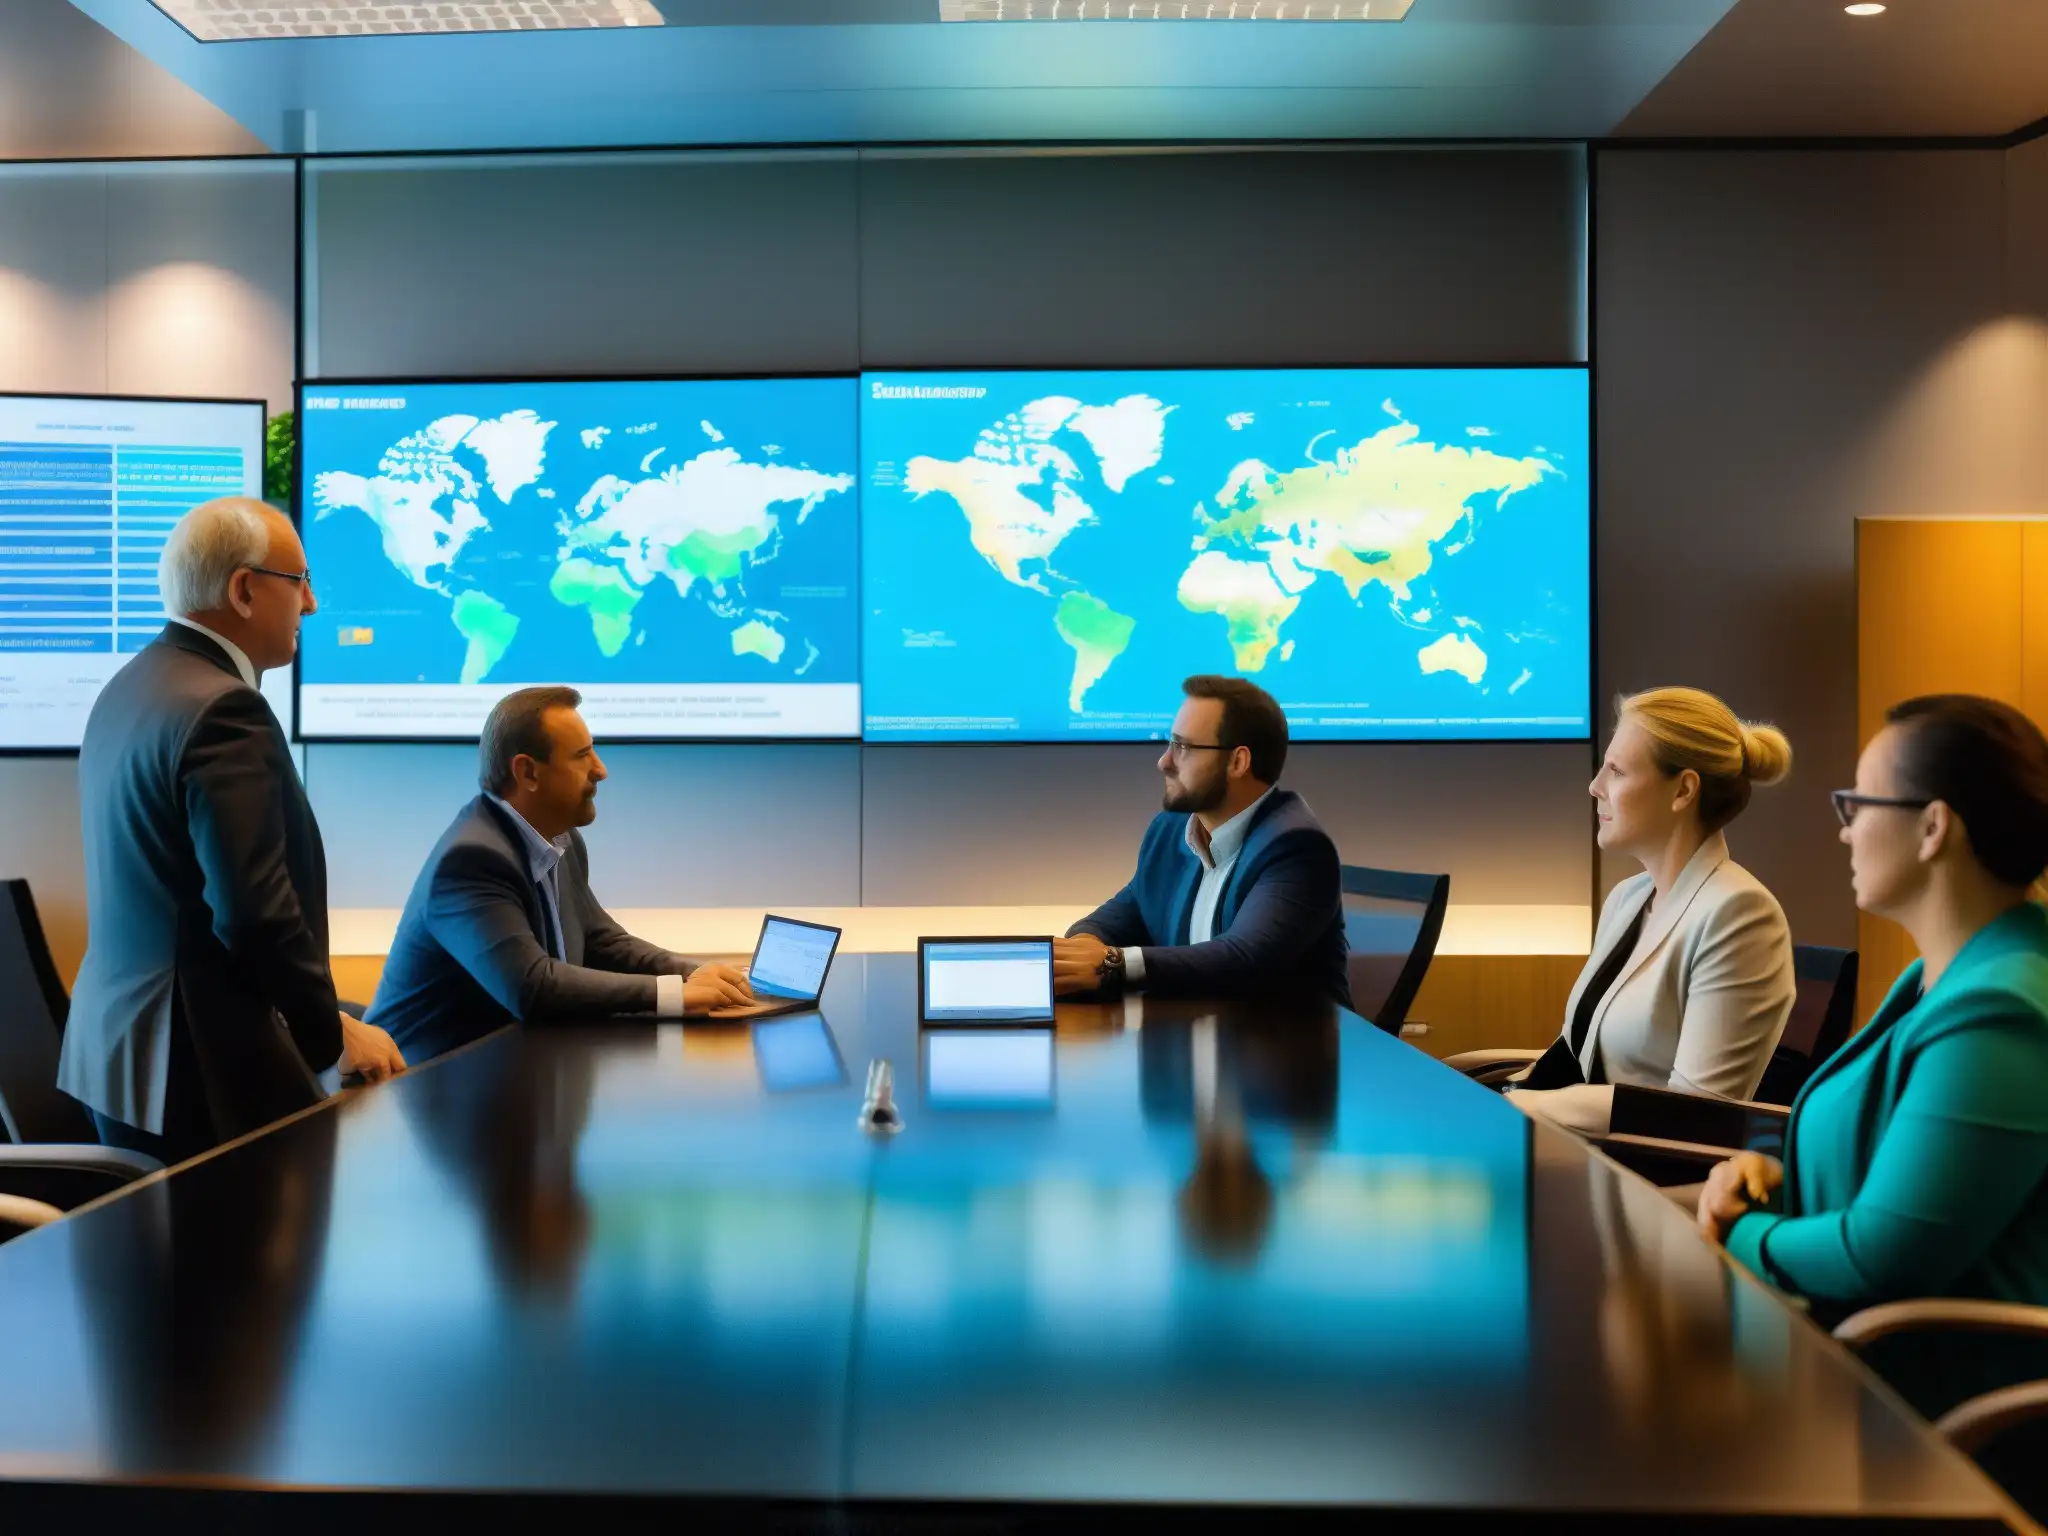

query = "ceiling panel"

[
  {"left": 1, "top": 0, "right": 264, "bottom": 158},
  {"left": 60, "top": 0, "right": 1737, "bottom": 152},
  {"left": 1619, "top": 0, "right": 2048, "bottom": 140}
]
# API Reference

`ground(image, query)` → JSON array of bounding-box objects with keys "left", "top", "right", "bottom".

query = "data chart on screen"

[
  {"left": 0, "top": 394, "right": 273, "bottom": 749},
  {"left": 297, "top": 377, "right": 861, "bottom": 740},
  {"left": 860, "top": 368, "right": 1590, "bottom": 743}
]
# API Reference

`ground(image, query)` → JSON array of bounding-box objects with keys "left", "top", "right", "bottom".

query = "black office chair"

[
  {"left": 0, "top": 880, "right": 159, "bottom": 1221},
  {"left": 1578, "top": 946, "right": 1859, "bottom": 1185},
  {"left": 1339, "top": 866, "right": 1449, "bottom": 1036},
  {"left": 1833, "top": 1301, "right": 2048, "bottom": 1517},
  {"left": 0, "top": 878, "right": 96, "bottom": 1145},
  {"left": 1751, "top": 945, "right": 1859, "bottom": 1107}
]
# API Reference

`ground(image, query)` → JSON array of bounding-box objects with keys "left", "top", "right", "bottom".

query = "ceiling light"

[
  {"left": 1843, "top": 3, "right": 1886, "bottom": 14},
  {"left": 151, "top": 0, "right": 665, "bottom": 42},
  {"left": 939, "top": 0, "right": 1413, "bottom": 18}
]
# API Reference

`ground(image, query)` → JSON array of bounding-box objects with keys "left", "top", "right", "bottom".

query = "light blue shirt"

[
  {"left": 489, "top": 794, "right": 569, "bottom": 960},
  {"left": 1126, "top": 786, "right": 1275, "bottom": 986},
  {"left": 484, "top": 796, "right": 688, "bottom": 1016}
]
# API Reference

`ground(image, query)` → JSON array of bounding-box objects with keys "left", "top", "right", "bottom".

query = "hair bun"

[{"left": 1738, "top": 723, "right": 1793, "bottom": 787}]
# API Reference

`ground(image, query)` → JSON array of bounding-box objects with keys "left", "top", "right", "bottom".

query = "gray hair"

[
  {"left": 158, "top": 496, "right": 273, "bottom": 617},
  {"left": 480, "top": 686, "right": 583, "bottom": 795}
]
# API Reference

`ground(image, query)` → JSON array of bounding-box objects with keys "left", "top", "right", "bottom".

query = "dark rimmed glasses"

[
  {"left": 246, "top": 564, "right": 313, "bottom": 589},
  {"left": 1831, "top": 790, "right": 1932, "bottom": 827},
  {"left": 1164, "top": 736, "right": 1231, "bottom": 760}
]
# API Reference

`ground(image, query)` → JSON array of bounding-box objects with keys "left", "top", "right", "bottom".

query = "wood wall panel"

[
  {"left": 2026, "top": 523, "right": 2048, "bottom": 729},
  {"left": 1855, "top": 518, "right": 2048, "bottom": 1025},
  {"left": 1402, "top": 954, "right": 1587, "bottom": 1061}
]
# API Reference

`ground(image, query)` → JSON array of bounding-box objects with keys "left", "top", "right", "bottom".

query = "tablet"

[{"left": 917, "top": 936, "right": 1056, "bottom": 1024}]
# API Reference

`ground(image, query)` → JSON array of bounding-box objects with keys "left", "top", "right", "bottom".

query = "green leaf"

[{"left": 264, "top": 410, "right": 296, "bottom": 507}]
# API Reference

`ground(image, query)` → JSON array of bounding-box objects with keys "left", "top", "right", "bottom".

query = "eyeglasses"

[
  {"left": 1831, "top": 790, "right": 1932, "bottom": 827},
  {"left": 1164, "top": 736, "right": 1231, "bottom": 760},
  {"left": 246, "top": 564, "right": 312, "bottom": 589}
]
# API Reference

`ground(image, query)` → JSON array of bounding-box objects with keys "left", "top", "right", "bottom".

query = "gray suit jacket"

[
  {"left": 367, "top": 796, "right": 697, "bottom": 1064},
  {"left": 61, "top": 626, "right": 340, "bottom": 1139}
]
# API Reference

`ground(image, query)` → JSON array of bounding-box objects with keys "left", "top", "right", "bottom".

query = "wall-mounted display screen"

[
  {"left": 0, "top": 393, "right": 276, "bottom": 750},
  {"left": 860, "top": 367, "right": 1590, "bottom": 743},
  {"left": 297, "top": 377, "right": 860, "bottom": 740}
]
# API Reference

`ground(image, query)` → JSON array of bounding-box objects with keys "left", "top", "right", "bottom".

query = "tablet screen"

[{"left": 920, "top": 939, "right": 1055, "bottom": 1023}]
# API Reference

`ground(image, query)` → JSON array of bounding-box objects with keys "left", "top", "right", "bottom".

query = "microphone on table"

[{"left": 858, "top": 1059, "right": 903, "bottom": 1137}]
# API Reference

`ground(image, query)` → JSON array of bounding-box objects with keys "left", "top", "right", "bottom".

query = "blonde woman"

[{"left": 1509, "top": 688, "right": 1798, "bottom": 1135}]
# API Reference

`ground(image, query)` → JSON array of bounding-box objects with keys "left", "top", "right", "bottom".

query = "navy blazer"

[
  {"left": 1069, "top": 788, "right": 1350, "bottom": 1008},
  {"left": 368, "top": 796, "right": 697, "bottom": 1064}
]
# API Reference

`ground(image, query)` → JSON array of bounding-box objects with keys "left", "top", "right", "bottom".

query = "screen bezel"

[
  {"left": 916, "top": 934, "right": 1057, "bottom": 1026},
  {"left": 856, "top": 361, "right": 1594, "bottom": 748},
  {"left": 747, "top": 911, "right": 844, "bottom": 1003},
  {"left": 290, "top": 370, "right": 863, "bottom": 745},
  {"left": 0, "top": 390, "right": 269, "bottom": 758}
]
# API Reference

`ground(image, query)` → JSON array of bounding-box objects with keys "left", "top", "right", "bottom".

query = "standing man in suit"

[
  {"left": 63, "top": 497, "right": 406, "bottom": 1165},
  {"left": 1054, "top": 675, "right": 1350, "bottom": 1007},
  {"left": 367, "top": 686, "right": 754, "bottom": 1064}
]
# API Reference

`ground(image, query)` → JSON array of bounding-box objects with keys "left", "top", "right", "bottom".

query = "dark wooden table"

[{"left": 0, "top": 954, "right": 2025, "bottom": 1531}]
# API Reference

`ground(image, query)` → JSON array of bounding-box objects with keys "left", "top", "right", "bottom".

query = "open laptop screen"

[
  {"left": 919, "top": 938, "right": 1056, "bottom": 1024},
  {"left": 749, "top": 916, "right": 841, "bottom": 1001}
]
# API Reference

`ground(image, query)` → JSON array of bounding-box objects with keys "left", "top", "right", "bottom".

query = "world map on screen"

[
  {"left": 860, "top": 368, "right": 1590, "bottom": 742},
  {"left": 300, "top": 378, "right": 858, "bottom": 721}
]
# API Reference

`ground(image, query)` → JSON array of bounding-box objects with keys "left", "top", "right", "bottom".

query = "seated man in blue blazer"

[
  {"left": 1056, "top": 676, "right": 1350, "bottom": 1007},
  {"left": 368, "top": 686, "right": 753, "bottom": 1064}
]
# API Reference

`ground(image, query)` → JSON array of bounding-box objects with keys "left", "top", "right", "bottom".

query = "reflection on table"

[{"left": 0, "top": 954, "right": 2014, "bottom": 1528}]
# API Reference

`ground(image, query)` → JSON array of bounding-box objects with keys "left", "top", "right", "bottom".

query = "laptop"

[
  {"left": 707, "top": 914, "right": 843, "bottom": 1020},
  {"left": 917, "top": 936, "right": 1057, "bottom": 1025}
]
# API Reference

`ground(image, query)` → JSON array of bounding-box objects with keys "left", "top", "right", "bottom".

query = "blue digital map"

[
  {"left": 860, "top": 368, "right": 1590, "bottom": 742},
  {"left": 301, "top": 377, "right": 859, "bottom": 699}
]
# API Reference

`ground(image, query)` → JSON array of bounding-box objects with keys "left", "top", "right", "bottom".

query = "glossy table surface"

[{"left": 0, "top": 955, "right": 2020, "bottom": 1527}]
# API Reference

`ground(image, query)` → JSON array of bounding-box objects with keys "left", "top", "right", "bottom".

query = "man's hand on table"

[
  {"left": 339, "top": 1013, "right": 407, "bottom": 1084},
  {"left": 1053, "top": 934, "right": 1110, "bottom": 996},
  {"left": 685, "top": 963, "right": 754, "bottom": 1013}
]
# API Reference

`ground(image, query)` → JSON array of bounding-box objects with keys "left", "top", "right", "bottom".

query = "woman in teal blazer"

[{"left": 1699, "top": 695, "right": 2048, "bottom": 1345}]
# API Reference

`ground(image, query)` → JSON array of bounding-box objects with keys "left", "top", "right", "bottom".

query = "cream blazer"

[{"left": 1558, "top": 832, "right": 1796, "bottom": 1099}]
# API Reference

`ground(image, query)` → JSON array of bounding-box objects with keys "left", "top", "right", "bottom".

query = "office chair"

[
  {"left": 1339, "top": 866, "right": 1449, "bottom": 1036},
  {"left": 0, "top": 880, "right": 161, "bottom": 1214},
  {"left": 1834, "top": 1300, "right": 2048, "bottom": 1506},
  {"left": 1751, "top": 945, "right": 1859, "bottom": 1106},
  {"left": 0, "top": 878, "right": 95, "bottom": 1145}
]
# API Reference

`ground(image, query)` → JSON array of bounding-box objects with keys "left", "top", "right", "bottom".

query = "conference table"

[{"left": 0, "top": 954, "right": 2027, "bottom": 1531}]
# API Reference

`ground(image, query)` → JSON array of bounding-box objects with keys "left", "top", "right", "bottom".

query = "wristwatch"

[{"left": 1098, "top": 945, "right": 1125, "bottom": 991}]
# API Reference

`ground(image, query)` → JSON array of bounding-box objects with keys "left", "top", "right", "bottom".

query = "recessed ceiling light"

[
  {"left": 1844, "top": 3, "right": 1886, "bottom": 14},
  {"left": 150, "top": 0, "right": 664, "bottom": 42}
]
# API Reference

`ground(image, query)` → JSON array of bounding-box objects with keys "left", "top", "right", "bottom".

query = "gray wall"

[
  {"left": 18, "top": 141, "right": 2043, "bottom": 973},
  {"left": 1593, "top": 146, "right": 2048, "bottom": 945},
  {"left": 304, "top": 145, "right": 1595, "bottom": 917},
  {"left": 0, "top": 160, "right": 295, "bottom": 976}
]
